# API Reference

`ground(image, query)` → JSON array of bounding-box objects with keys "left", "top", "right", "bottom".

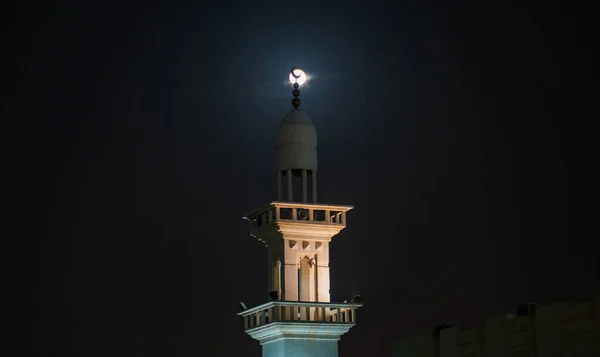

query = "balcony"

[
  {"left": 238, "top": 301, "right": 362, "bottom": 332},
  {"left": 243, "top": 202, "right": 353, "bottom": 237}
]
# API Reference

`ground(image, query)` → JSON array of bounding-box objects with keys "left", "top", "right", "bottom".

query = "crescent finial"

[{"left": 291, "top": 67, "right": 301, "bottom": 79}]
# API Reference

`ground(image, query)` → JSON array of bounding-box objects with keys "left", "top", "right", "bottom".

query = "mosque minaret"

[{"left": 238, "top": 67, "right": 361, "bottom": 357}]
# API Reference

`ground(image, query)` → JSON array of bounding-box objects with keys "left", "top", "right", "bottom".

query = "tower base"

[
  {"left": 239, "top": 301, "right": 361, "bottom": 357},
  {"left": 249, "top": 322, "right": 353, "bottom": 357}
]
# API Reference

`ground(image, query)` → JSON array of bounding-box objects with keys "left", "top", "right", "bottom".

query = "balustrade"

[
  {"left": 245, "top": 202, "right": 351, "bottom": 231},
  {"left": 239, "top": 301, "right": 361, "bottom": 331}
]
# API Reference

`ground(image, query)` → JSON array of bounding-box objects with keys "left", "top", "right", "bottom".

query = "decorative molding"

[{"left": 247, "top": 322, "right": 355, "bottom": 345}]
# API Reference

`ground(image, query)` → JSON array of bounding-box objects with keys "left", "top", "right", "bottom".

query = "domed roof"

[
  {"left": 276, "top": 109, "right": 317, "bottom": 146},
  {"left": 278, "top": 108, "right": 314, "bottom": 127},
  {"left": 275, "top": 109, "right": 318, "bottom": 171}
]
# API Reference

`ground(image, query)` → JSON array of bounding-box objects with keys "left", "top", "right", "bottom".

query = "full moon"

[{"left": 289, "top": 68, "right": 307, "bottom": 86}]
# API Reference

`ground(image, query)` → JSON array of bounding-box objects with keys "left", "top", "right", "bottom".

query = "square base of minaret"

[
  {"left": 248, "top": 322, "right": 354, "bottom": 357},
  {"left": 263, "top": 336, "right": 338, "bottom": 357}
]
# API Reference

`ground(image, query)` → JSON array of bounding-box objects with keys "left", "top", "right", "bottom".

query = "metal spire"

[{"left": 290, "top": 67, "right": 302, "bottom": 108}]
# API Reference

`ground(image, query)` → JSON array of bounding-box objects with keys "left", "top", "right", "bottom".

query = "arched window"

[{"left": 298, "top": 256, "right": 316, "bottom": 302}]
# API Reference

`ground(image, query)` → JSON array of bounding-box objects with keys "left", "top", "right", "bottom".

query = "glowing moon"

[{"left": 289, "top": 67, "right": 307, "bottom": 86}]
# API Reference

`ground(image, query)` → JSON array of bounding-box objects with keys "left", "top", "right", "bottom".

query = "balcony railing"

[
  {"left": 238, "top": 301, "right": 362, "bottom": 331},
  {"left": 243, "top": 202, "right": 353, "bottom": 233}
]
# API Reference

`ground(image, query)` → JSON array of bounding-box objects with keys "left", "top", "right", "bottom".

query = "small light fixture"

[{"left": 350, "top": 295, "right": 362, "bottom": 303}]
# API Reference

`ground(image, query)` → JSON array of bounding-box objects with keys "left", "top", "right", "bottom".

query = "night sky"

[{"left": 3, "top": 1, "right": 597, "bottom": 356}]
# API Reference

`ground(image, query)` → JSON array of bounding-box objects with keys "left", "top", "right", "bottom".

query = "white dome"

[{"left": 275, "top": 109, "right": 318, "bottom": 172}]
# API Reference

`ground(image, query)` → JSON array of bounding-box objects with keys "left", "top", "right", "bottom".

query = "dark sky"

[{"left": 3, "top": 0, "right": 597, "bottom": 356}]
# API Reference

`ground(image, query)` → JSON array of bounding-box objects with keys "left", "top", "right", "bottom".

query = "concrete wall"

[
  {"left": 393, "top": 294, "right": 599, "bottom": 357},
  {"left": 484, "top": 314, "right": 535, "bottom": 357},
  {"left": 392, "top": 335, "right": 435, "bottom": 357},
  {"left": 535, "top": 300, "right": 598, "bottom": 357}
]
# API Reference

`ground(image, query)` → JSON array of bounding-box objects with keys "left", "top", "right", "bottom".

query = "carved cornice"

[{"left": 247, "top": 322, "right": 355, "bottom": 345}]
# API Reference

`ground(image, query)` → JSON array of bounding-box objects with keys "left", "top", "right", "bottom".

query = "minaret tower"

[{"left": 238, "top": 67, "right": 361, "bottom": 357}]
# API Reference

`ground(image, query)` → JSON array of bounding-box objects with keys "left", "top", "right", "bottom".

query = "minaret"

[{"left": 238, "top": 67, "right": 361, "bottom": 357}]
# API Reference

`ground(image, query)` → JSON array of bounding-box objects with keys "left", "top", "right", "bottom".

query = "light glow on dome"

[{"left": 289, "top": 68, "right": 307, "bottom": 86}]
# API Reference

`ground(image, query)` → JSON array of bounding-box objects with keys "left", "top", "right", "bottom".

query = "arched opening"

[{"left": 298, "top": 256, "right": 317, "bottom": 320}]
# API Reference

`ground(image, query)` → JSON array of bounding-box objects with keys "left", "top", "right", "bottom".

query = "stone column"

[
  {"left": 287, "top": 169, "right": 293, "bottom": 202},
  {"left": 277, "top": 171, "right": 282, "bottom": 201},
  {"left": 312, "top": 170, "right": 317, "bottom": 203},
  {"left": 302, "top": 169, "right": 308, "bottom": 203}
]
